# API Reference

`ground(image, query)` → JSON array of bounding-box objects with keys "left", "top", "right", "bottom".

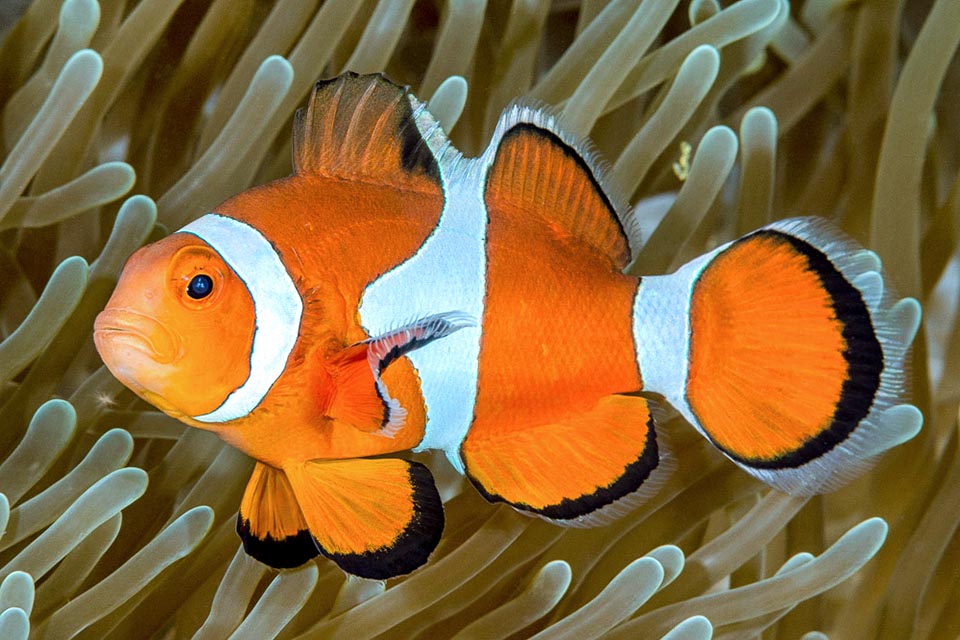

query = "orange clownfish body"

[{"left": 95, "top": 73, "right": 922, "bottom": 579}]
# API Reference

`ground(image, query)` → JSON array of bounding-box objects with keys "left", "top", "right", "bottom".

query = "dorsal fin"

[
  {"left": 483, "top": 103, "right": 640, "bottom": 269},
  {"left": 292, "top": 72, "right": 450, "bottom": 187}
]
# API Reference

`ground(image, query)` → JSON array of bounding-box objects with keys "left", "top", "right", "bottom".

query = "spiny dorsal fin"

[
  {"left": 292, "top": 72, "right": 450, "bottom": 187},
  {"left": 483, "top": 103, "right": 640, "bottom": 270}
]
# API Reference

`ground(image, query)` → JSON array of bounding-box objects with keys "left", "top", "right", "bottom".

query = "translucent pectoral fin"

[{"left": 327, "top": 312, "right": 474, "bottom": 437}]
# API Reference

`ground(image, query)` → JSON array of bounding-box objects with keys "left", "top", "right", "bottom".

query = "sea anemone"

[{"left": 0, "top": 0, "right": 957, "bottom": 638}]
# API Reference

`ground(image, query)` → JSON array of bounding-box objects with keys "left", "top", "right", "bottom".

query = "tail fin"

[{"left": 633, "top": 217, "right": 922, "bottom": 495}]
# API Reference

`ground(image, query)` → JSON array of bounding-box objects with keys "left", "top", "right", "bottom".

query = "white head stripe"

[{"left": 180, "top": 213, "right": 303, "bottom": 423}]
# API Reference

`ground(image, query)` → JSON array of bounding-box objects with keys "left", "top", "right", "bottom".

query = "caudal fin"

[{"left": 633, "top": 217, "right": 922, "bottom": 495}]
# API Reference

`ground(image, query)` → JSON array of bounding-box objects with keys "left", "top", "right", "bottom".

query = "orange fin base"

[
  {"left": 292, "top": 72, "right": 445, "bottom": 189},
  {"left": 461, "top": 395, "right": 669, "bottom": 526},
  {"left": 237, "top": 462, "right": 320, "bottom": 569},
  {"left": 326, "top": 342, "right": 402, "bottom": 436},
  {"left": 486, "top": 113, "right": 633, "bottom": 269},
  {"left": 283, "top": 457, "right": 443, "bottom": 579}
]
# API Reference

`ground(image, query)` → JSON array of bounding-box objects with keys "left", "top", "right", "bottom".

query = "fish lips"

[{"left": 93, "top": 308, "right": 182, "bottom": 366}]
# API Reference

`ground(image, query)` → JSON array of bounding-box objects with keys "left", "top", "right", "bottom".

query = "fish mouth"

[{"left": 94, "top": 308, "right": 181, "bottom": 365}]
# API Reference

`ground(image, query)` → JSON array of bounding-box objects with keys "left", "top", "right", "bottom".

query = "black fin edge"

[
  {"left": 237, "top": 515, "right": 321, "bottom": 570},
  {"left": 318, "top": 461, "right": 445, "bottom": 580}
]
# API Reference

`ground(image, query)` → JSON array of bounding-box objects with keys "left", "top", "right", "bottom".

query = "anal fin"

[{"left": 461, "top": 395, "right": 670, "bottom": 526}]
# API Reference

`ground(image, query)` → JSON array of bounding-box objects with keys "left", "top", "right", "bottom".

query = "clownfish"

[{"left": 94, "top": 72, "right": 922, "bottom": 580}]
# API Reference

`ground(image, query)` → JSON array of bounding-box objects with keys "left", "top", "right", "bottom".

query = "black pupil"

[{"left": 187, "top": 274, "right": 213, "bottom": 299}]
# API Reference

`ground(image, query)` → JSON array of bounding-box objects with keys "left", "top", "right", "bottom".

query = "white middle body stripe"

[
  {"left": 180, "top": 213, "right": 304, "bottom": 423},
  {"left": 359, "top": 157, "right": 487, "bottom": 473}
]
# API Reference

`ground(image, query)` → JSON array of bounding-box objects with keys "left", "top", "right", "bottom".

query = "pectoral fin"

[{"left": 326, "top": 312, "right": 474, "bottom": 436}]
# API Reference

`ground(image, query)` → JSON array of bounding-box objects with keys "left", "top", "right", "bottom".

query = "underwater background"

[{"left": 0, "top": 0, "right": 958, "bottom": 638}]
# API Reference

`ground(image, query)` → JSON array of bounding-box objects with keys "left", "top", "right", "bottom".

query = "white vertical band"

[
  {"left": 180, "top": 213, "right": 303, "bottom": 423},
  {"left": 632, "top": 250, "right": 716, "bottom": 435},
  {"left": 358, "top": 115, "right": 483, "bottom": 472}
]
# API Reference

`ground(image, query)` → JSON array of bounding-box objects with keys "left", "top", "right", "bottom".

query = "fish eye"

[{"left": 187, "top": 274, "right": 214, "bottom": 299}]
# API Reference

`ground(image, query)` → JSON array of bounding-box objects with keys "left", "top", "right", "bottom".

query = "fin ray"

[{"left": 292, "top": 72, "right": 450, "bottom": 188}]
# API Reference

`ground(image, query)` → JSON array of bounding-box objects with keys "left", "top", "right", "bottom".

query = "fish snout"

[{"left": 94, "top": 308, "right": 181, "bottom": 365}]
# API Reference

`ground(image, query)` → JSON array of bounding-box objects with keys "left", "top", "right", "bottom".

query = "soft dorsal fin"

[
  {"left": 292, "top": 72, "right": 450, "bottom": 187},
  {"left": 483, "top": 103, "right": 639, "bottom": 269}
]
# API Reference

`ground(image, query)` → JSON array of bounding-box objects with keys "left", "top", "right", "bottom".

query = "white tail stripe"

[
  {"left": 180, "top": 213, "right": 303, "bottom": 423},
  {"left": 632, "top": 249, "right": 716, "bottom": 434}
]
